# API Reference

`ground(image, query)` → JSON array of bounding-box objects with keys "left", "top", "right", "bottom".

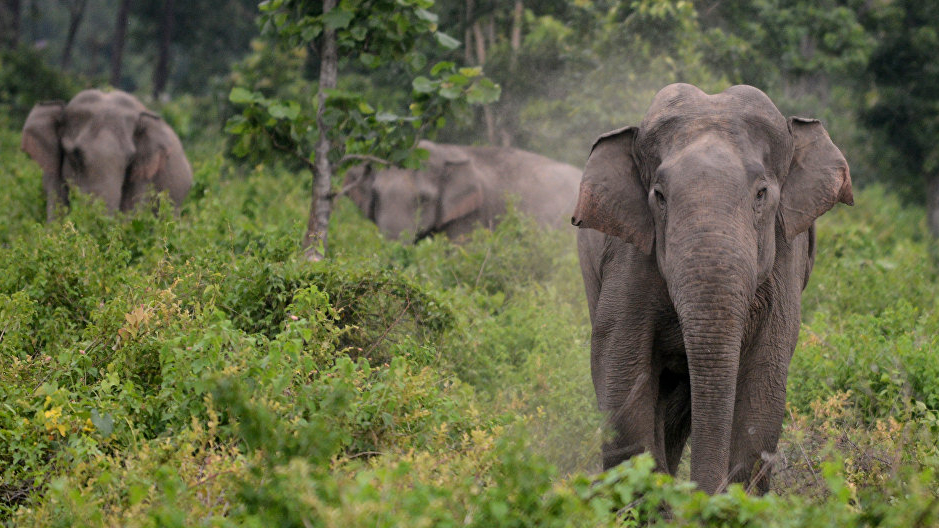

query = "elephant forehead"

[
  {"left": 374, "top": 170, "right": 419, "bottom": 194},
  {"left": 636, "top": 86, "right": 791, "bottom": 181},
  {"left": 62, "top": 105, "right": 137, "bottom": 139}
]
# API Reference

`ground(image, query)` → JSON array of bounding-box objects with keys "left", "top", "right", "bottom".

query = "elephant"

[
  {"left": 572, "top": 84, "right": 852, "bottom": 494},
  {"left": 21, "top": 89, "right": 193, "bottom": 220},
  {"left": 345, "top": 140, "right": 581, "bottom": 240}
]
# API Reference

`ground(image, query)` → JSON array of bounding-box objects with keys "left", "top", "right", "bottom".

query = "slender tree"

[
  {"left": 153, "top": 0, "right": 174, "bottom": 98},
  {"left": 110, "top": 0, "right": 130, "bottom": 87},
  {"left": 0, "top": 0, "right": 20, "bottom": 49},
  {"left": 303, "top": 0, "right": 338, "bottom": 260},
  {"left": 59, "top": 0, "right": 89, "bottom": 69}
]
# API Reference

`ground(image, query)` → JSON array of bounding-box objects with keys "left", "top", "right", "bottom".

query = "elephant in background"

[
  {"left": 21, "top": 89, "right": 193, "bottom": 220},
  {"left": 345, "top": 140, "right": 581, "bottom": 240},
  {"left": 573, "top": 84, "right": 852, "bottom": 494}
]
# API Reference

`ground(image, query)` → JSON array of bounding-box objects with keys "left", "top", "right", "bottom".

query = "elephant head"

[
  {"left": 572, "top": 84, "right": 852, "bottom": 493},
  {"left": 346, "top": 141, "right": 484, "bottom": 240},
  {"left": 21, "top": 89, "right": 192, "bottom": 220}
]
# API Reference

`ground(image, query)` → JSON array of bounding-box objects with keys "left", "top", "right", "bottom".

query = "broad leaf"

[{"left": 434, "top": 31, "right": 460, "bottom": 50}]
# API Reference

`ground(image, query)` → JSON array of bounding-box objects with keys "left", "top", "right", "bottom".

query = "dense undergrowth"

[{"left": 1, "top": 112, "right": 938, "bottom": 526}]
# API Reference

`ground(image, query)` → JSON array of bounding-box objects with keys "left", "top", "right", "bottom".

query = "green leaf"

[
  {"left": 90, "top": 409, "right": 114, "bottom": 438},
  {"left": 415, "top": 8, "right": 438, "bottom": 25},
  {"left": 301, "top": 25, "right": 322, "bottom": 41},
  {"left": 431, "top": 61, "right": 455, "bottom": 75},
  {"left": 458, "top": 66, "right": 483, "bottom": 78},
  {"left": 268, "top": 101, "right": 300, "bottom": 120},
  {"left": 434, "top": 31, "right": 460, "bottom": 50},
  {"left": 323, "top": 8, "right": 354, "bottom": 30},
  {"left": 440, "top": 84, "right": 462, "bottom": 99},
  {"left": 467, "top": 78, "right": 501, "bottom": 104},
  {"left": 406, "top": 51, "right": 427, "bottom": 71},
  {"left": 229, "top": 86, "right": 257, "bottom": 104},
  {"left": 446, "top": 73, "right": 470, "bottom": 87},
  {"left": 360, "top": 52, "right": 379, "bottom": 68},
  {"left": 349, "top": 25, "right": 367, "bottom": 41},
  {"left": 375, "top": 111, "right": 399, "bottom": 123},
  {"left": 412, "top": 76, "right": 437, "bottom": 94}
]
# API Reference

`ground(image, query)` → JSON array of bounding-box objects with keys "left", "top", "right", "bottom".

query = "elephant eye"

[
  {"left": 756, "top": 187, "right": 767, "bottom": 201},
  {"left": 653, "top": 189, "right": 667, "bottom": 209},
  {"left": 67, "top": 147, "right": 84, "bottom": 169}
]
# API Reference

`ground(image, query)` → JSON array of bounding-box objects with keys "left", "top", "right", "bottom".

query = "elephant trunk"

[{"left": 666, "top": 222, "right": 757, "bottom": 494}]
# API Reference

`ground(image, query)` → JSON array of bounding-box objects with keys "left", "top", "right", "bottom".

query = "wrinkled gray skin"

[
  {"left": 346, "top": 140, "right": 581, "bottom": 240},
  {"left": 21, "top": 89, "right": 193, "bottom": 220},
  {"left": 573, "top": 84, "right": 853, "bottom": 494}
]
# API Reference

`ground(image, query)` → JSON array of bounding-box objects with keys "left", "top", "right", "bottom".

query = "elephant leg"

[
  {"left": 42, "top": 170, "right": 69, "bottom": 221},
  {"left": 600, "top": 362, "right": 661, "bottom": 470},
  {"left": 728, "top": 345, "right": 791, "bottom": 494},
  {"left": 120, "top": 175, "right": 153, "bottom": 212},
  {"left": 657, "top": 370, "right": 691, "bottom": 475},
  {"left": 593, "top": 306, "right": 662, "bottom": 470}
]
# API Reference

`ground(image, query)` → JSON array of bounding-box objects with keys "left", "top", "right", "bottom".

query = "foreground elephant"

[
  {"left": 573, "top": 84, "right": 852, "bottom": 494},
  {"left": 346, "top": 140, "right": 581, "bottom": 240},
  {"left": 22, "top": 89, "right": 193, "bottom": 220}
]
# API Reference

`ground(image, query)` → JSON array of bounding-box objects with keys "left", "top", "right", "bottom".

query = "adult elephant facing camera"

[
  {"left": 346, "top": 140, "right": 581, "bottom": 241},
  {"left": 21, "top": 89, "right": 193, "bottom": 221},
  {"left": 573, "top": 84, "right": 852, "bottom": 494}
]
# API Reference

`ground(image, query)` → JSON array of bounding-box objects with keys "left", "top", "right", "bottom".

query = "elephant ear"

[
  {"left": 344, "top": 164, "right": 377, "bottom": 220},
  {"left": 438, "top": 156, "right": 483, "bottom": 227},
  {"left": 131, "top": 112, "right": 169, "bottom": 181},
  {"left": 571, "top": 126, "right": 653, "bottom": 254},
  {"left": 779, "top": 117, "right": 853, "bottom": 241},
  {"left": 21, "top": 101, "right": 65, "bottom": 176}
]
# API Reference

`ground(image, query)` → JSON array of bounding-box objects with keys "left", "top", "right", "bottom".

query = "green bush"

[{"left": 0, "top": 48, "right": 84, "bottom": 122}]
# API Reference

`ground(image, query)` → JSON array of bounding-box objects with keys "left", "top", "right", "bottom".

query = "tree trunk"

[
  {"left": 303, "top": 0, "right": 338, "bottom": 261},
  {"left": 153, "top": 0, "right": 175, "bottom": 99},
  {"left": 471, "top": 21, "right": 496, "bottom": 144},
  {"left": 110, "top": 0, "right": 130, "bottom": 87},
  {"left": 497, "top": 0, "right": 523, "bottom": 147},
  {"left": 59, "top": 0, "right": 88, "bottom": 69},
  {"left": 486, "top": 16, "right": 495, "bottom": 49},
  {"left": 463, "top": 0, "right": 474, "bottom": 64},
  {"left": 471, "top": 21, "right": 485, "bottom": 64},
  {"left": 0, "top": 0, "right": 20, "bottom": 49},
  {"left": 510, "top": 0, "right": 522, "bottom": 70},
  {"left": 927, "top": 175, "right": 939, "bottom": 237},
  {"left": 27, "top": 0, "right": 35, "bottom": 43}
]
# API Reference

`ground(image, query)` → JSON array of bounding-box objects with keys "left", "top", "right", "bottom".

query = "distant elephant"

[
  {"left": 572, "top": 84, "right": 852, "bottom": 494},
  {"left": 21, "top": 89, "right": 193, "bottom": 220},
  {"left": 345, "top": 140, "right": 581, "bottom": 240}
]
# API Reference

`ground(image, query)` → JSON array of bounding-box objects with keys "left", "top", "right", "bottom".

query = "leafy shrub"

[{"left": 0, "top": 47, "right": 83, "bottom": 122}]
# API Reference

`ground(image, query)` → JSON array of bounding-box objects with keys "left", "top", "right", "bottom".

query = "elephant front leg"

[
  {"left": 592, "top": 314, "right": 663, "bottom": 470},
  {"left": 42, "top": 170, "right": 69, "bottom": 221},
  {"left": 728, "top": 336, "right": 794, "bottom": 493}
]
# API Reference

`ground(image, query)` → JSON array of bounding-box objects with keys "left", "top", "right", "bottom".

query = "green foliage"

[
  {"left": 862, "top": 0, "right": 939, "bottom": 199},
  {"left": 0, "top": 47, "right": 83, "bottom": 121},
  {"left": 3, "top": 109, "right": 939, "bottom": 525},
  {"left": 227, "top": 0, "right": 500, "bottom": 175},
  {"left": 701, "top": 0, "right": 873, "bottom": 90}
]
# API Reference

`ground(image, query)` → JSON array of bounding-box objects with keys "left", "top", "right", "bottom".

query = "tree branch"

[
  {"left": 339, "top": 153, "right": 393, "bottom": 165},
  {"left": 262, "top": 127, "right": 315, "bottom": 171}
]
